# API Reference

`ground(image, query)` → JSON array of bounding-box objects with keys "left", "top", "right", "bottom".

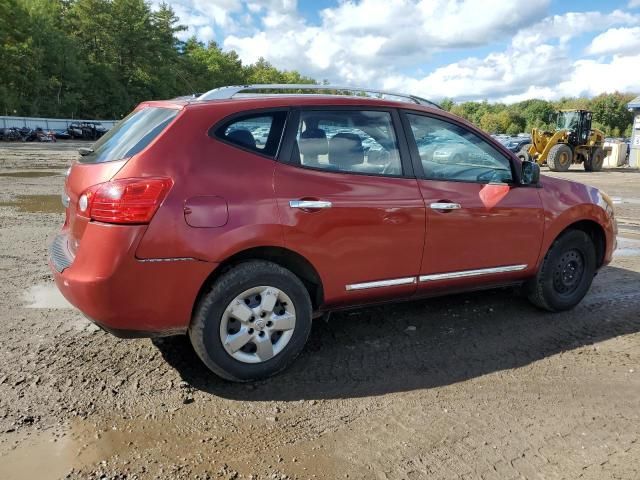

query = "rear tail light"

[{"left": 78, "top": 177, "right": 172, "bottom": 224}]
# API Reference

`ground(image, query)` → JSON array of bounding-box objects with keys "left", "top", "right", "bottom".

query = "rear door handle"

[
  {"left": 289, "top": 200, "right": 332, "bottom": 209},
  {"left": 430, "top": 202, "right": 461, "bottom": 210}
]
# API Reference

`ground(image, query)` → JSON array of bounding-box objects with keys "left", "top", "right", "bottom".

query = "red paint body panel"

[
  {"left": 51, "top": 223, "right": 215, "bottom": 333},
  {"left": 416, "top": 180, "right": 544, "bottom": 291},
  {"left": 49, "top": 95, "right": 617, "bottom": 336},
  {"left": 119, "top": 104, "right": 285, "bottom": 262},
  {"left": 274, "top": 162, "right": 425, "bottom": 306},
  {"left": 184, "top": 196, "right": 229, "bottom": 228},
  {"left": 537, "top": 175, "right": 617, "bottom": 267}
]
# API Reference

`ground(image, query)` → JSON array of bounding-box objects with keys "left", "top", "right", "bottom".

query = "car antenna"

[{"left": 175, "top": 71, "right": 199, "bottom": 99}]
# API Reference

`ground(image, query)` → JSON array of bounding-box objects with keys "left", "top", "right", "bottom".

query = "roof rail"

[{"left": 196, "top": 84, "right": 441, "bottom": 109}]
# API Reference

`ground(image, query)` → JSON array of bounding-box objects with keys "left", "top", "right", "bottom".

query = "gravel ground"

[{"left": 0, "top": 142, "right": 638, "bottom": 480}]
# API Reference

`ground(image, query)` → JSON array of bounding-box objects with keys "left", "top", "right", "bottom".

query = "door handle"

[
  {"left": 430, "top": 202, "right": 461, "bottom": 210},
  {"left": 289, "top": 200, "right": 332, "bottom": 209}
]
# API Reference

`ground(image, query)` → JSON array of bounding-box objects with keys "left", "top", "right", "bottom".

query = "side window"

[
  {"left": 406, "top": 114, "right": 513, "bottom": 184},
  {"left": 293, "top": 110, "right": 402, "bottom": 176},
  {"left": 214, "top": 111, "right": 287, "bottom": 157}
]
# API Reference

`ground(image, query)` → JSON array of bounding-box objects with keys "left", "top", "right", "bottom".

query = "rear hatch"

[{"left": 63, "top": 106, "right": 180, "bottom": 257}]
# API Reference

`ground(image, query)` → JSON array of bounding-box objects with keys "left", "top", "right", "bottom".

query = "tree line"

[
  {"left": 440, "top": 92, "right": 636, "bottom": 137},
  {"left": 1, "top": 0, "right": 636, "bottom": 136},
  {"left": 0, "top": 0, "right": 314, "bottom": 119}
]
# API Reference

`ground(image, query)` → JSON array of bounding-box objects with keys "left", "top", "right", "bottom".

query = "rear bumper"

[{"left": 49, "top": 223, "right": 216, "bottom": 336}]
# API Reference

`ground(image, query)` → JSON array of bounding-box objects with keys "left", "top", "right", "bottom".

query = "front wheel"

[
  {"left": 546, "top": 143, "right": 573, "bottom": 172},
  {"left": 527, "top": 230, "right": 596, "bottom": 311},
  {"left": 189, "top": 260, "right": 312, "bottom": 382},
  {"left": 584, "top": 147, "right": 605, "bottom": 172}
]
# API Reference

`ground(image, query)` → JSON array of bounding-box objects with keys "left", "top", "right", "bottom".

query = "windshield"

[
  {"left": 556, "top": 111, "right": 580, "bottom": 131},
  {"left": 79, "top": 107, "right": 179, "bottom": 163}
]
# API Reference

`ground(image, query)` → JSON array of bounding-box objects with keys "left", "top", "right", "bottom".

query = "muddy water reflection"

[
  {"left": 0, "top": 171, "right": 61, "bottom": 178},
  {"left": 0, "top": 421, "right": 135, "bottom": 480},
  {"left": 0, "top": 194, "right": 62, "bottom": 213}
]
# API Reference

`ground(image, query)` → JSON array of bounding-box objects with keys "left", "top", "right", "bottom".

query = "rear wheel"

[
  {"left": 189, "top": 260, "right": 312, "bottom": 382},
  {"left": 527, "top": 230, "right": 596, "bottom": 311},
  {"left": 584, "top": 147, "right": 605, "bottom": 172},
  {"left": 546, "top": 143, "right": 573, "bottom": 172}
]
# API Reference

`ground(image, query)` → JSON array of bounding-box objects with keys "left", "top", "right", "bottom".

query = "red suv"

[{"left": 50, "top": 85, "right": 617, "bottom": 381}]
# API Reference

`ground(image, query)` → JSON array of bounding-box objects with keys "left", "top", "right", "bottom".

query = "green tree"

[
  {"left": 590, "top": 92, "right": 635, "bottom": 136},
  {"left": 480, "top": 112, "right": 502, "bottom": 133}
]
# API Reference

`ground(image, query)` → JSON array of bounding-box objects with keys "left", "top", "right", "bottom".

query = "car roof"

[{"left": 143, "top": 95, "right": 458, "bottom": 122}]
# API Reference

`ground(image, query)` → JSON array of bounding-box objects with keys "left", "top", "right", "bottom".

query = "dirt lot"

[{"left": 0, "top": 142, "right": 638, "bottom": 480}]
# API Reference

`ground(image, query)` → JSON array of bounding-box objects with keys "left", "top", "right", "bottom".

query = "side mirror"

[{"left": 521, "top": 160, "right": 540, "bottom": 185}]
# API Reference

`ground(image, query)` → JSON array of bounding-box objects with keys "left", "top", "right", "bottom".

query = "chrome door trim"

[
  {"left": 419, "top": 264, "right": 528, "bottom": 282},
  {"left": 289, "top": 200, "right": 332, "bottom": 209},
  {"left": 346, "top": 276, "right": 416, "bottom": 291},
  {"left": 429, "top": 202, "right": 461, "bottom": 210}
]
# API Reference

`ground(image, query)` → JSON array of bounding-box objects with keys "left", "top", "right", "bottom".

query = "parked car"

[
  {"left": 1, "top": 127, "right": 22, "bottom": 141},
  {"left": 53, "top": 129, "right": 71, "bottom": 140},
  {"left": 34, "top": 127, "right": 56, "bottom": 142},
  {"left": 18, "top": 127, "right": 38, "bottom": 141},
  {"left": 67, "top": 122, "right": 83, "bottom": 139},
  {"left": 49, "top": 85, "right": 617, "bottom": 382},
  {"left": 68, "top": 121, "right": 108, "bottom": 140},
  {"left": 504, "top": 136, "right": 532, "bottom": 161}
]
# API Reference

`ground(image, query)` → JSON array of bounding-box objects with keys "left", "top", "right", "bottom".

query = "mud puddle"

[
  {"left": 0, "top": 194, "right": 62, "bottom": 213},
  {"left": 0, "top": 413, "right": 339, "bottom": 480},
  {"left": 0, "top": 171, "right": 61, "bottom": 178},
  {"left": 0, "top": 420, "right": 140, "bottom": 480}
]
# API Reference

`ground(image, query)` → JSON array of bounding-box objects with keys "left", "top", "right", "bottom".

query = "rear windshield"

[{"left": 79, "top": 106, "right": 179, "bottom": 163}]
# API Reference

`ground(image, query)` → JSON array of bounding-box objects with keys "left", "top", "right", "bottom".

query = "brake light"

[{"left": 78, "top": 177, "right": 172, "bottom": 224}]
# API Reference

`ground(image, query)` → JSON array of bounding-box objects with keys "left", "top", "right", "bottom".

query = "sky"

[{"left": 155, "top": 0, "right": 640, "bottom": 103}]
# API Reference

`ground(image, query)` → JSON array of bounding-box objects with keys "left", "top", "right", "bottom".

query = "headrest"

[
  {"left": 227, "top": 129, "right": 256, "bottom": 149},
  {"left": 367, "top": 149, "right": 387, "bottom": 165},
  {"left": 329, "top": 132, "right": 364, "bottom": 168},
  {"left": 299, "top": 128, "right": 328, "bottom": 160}
]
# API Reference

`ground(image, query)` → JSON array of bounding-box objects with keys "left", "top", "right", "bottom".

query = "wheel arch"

[
  {"left": 548, "top": 219, "right": 607, "bottom": 269},
  {"left": 193, "top": 246, "right": 325, "bottom": 318}
]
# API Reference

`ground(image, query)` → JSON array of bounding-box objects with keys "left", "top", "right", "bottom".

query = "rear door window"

[
  {"left": 214, "top": 111, "right": 288, "bottom": 157},
  {"left": 79, "top": 107, "right": 179, "bottom": 164},
  {"left": 292, "top": 110, "right": 403, "bottom": 176}
]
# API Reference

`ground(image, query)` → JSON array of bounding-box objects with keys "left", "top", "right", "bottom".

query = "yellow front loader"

[{"left": 526, "top": 110, "right": 606, "bottom": 172}]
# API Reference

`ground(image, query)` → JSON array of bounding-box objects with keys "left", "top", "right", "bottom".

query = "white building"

[{"left": 628, "top": 95, "right": 640, "bottom": 168}]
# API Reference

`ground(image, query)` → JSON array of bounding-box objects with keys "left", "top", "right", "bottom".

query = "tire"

[
  {"left": 584, "top": 147, "right": 605, "bottom": 172},
  {"left": 546, "top": 143, "right": 573, "bottom": 172},
  {"left": 189, "top": 260, "right": 312, "bottom": 382},
  {"left": 517, "top": 144, "right": 531, "bottom": 162},
  {"left": 527, "top": 230, "right": 596, "bottom": 312}
]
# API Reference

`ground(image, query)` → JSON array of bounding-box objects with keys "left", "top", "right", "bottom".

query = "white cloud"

[
  {"left": 197, "top": 25, "right": 215, "bottom": 42},
  {"left": 587, "top": 26, "right": 640, "bottom": 56},
  {"left": 629, "top": 0, "right": 640, "bottom": 8},
  {"left": 382, "top": 9, "right": 640, "bottom": 102},
  {"left": 511, "top": 9, "right": 638, "bottom": 49},
  {"left": 152, "top": 0, "right": 244, "bottom": 40},
  {"left": 159, "top": 1, "right": 640, "bottom": 103},
  {"left": 563, "top": 54, "right": 640, "bottom": 97},
  {"left": 224, "top": 0, "right": 550, "bottom": 85},
  {"left": 382, "top": 43, "right": 568, "bottom": 101}
]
